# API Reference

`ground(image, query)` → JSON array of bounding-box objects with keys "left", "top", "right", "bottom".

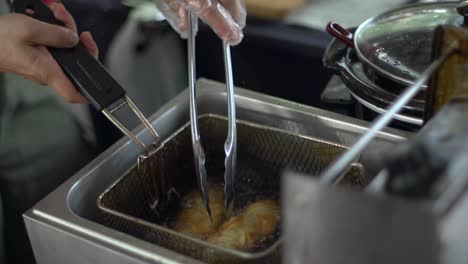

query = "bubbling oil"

[{"left": 151, "top": 179, "right": 281, "bottom": 253}]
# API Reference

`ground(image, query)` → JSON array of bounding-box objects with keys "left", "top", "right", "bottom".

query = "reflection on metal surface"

[{"left": 222, "top": 41, "right": 237, "bottom": 210}]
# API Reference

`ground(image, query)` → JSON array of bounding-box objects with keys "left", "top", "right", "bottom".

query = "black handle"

[{"left": 12, "top": 0, "right": 126, "bottom": 110}]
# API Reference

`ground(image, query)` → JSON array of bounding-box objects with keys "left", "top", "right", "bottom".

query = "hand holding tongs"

[
  {"left": 187, "top": 12, "right": 237, "bottom": 219},
  {"left": 12, "top": 0, "right": 160, "bottom": 155}
]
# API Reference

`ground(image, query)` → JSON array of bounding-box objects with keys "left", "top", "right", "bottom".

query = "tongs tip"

[
  {"left": 199, "top": 177, "right": 213, "bottom": 222},
  {"left": 195, "top": 148, "right": 213, "bottom": 221},
  {"left": 206, "top": 207, "right": 213, "bottom": 222},
  {"left": 224, "top": 159, "right": 235, "bottom": 210},
  {"left": 201, "top": 188, "right": 213, "bottom": 222}
]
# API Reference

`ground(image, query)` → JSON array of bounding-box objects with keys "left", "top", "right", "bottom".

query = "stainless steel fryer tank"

[{"left": 23, "top": 79, "right": 409, "bottom": 264}]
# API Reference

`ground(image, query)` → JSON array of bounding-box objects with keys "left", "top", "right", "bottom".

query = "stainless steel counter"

[{"left": 24, "top": 79, "right": 408, "bottom": 264}]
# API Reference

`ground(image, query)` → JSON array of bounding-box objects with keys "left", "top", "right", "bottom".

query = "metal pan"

[
  {"left": 326, "top": 1, "right": 464, "bottom": 86},
  {"left": 323, "top": 28, "right": 424, "bottom": 126}
]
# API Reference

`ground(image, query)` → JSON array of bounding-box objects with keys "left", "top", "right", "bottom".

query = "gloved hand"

[
  {"left": 0, "top": 2, "right": 99, "bottom": 103},
  {"left": 155, "top": 0, "right": 246, "bottom": 45}
]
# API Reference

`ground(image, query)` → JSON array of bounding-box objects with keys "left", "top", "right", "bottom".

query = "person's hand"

[
  {"left": 155, "top": 0, "right": 246, "bottom": 45},
  {"left": 0, "top": 3, "right": 98, "bottom": 103}
]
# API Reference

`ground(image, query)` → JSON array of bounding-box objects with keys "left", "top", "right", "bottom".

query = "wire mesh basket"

[{"left": 97, "top": 114, "right": 368, "bottom": 264}]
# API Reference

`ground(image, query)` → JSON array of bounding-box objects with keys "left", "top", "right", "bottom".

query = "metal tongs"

[
  {"left": 187, "top": 12, "right": 237, "bottom": 219},
  {"left": 12, "top": 0, "right": 161, "bottom": 155}
]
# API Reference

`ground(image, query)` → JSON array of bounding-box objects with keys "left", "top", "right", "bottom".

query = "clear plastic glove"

[
  {"left": 155, "top": 0, "right": 246, "bottom": 45},
  {"left": 0, "top": 3, "right": 99, "bottom": 103}
]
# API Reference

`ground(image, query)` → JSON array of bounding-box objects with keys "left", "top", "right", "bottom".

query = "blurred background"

[{"left": 64, "top": 0, "right": 420, "bottom": 152}]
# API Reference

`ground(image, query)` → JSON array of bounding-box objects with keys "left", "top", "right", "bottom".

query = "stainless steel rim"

[{"left": 350, "top": 91, "right": 423, "bottom": 125}]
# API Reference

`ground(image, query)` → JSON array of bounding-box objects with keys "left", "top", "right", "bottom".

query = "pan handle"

[{"left": 326, "top": 21, "right": 355, "bottom": 49}]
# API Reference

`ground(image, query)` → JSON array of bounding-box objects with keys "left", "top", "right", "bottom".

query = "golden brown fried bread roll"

[
  {"left": 173, "top": 183, "right": 226, "bottom": 239},
  {"left": 207, "top": 200, "right": 280, "bottom": 250}
]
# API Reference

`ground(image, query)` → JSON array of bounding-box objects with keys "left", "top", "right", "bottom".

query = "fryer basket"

[{"left": 97, "top": 114, "right": 368, "bottom": 264}]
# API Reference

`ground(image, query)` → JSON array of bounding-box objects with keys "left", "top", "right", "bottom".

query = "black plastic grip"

[{"left": 12, "top": 0, "right": 126, "bottom": 110}]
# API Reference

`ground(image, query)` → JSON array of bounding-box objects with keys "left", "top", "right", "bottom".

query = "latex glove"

[
  {"left": 155, "top": 0, "right": 246, "bottom": 45},
  {"left": 0, "top": 3, "right": 99, "bottom": 104}
]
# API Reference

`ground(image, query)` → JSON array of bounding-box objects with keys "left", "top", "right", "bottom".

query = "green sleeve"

[
  {"left": 0, "top": 0, "right": 94, "bottom": 209},
  {"left": 0, "top": 2, "right": 97, "bottom": 262}
]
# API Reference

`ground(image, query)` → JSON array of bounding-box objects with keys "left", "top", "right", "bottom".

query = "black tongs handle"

[{"left": 12, "top": 0, "right": 126, "bottom": 110}]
